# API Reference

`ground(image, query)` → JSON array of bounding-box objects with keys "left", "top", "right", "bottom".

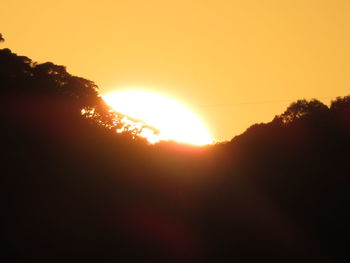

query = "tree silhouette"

[
  {"left": 0, "top": 48, "right": 128, "bottom": 134},
  {"left": 0, "top": 33, "right": 4, "bottom": 42},
  {"left": 275, "top": 99, "right": 329, "bottom": 124},
  {"left": 331, "top": 95, "right": 350, "bottom": 111}
]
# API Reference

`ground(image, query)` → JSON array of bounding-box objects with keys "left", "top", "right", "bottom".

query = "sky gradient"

[{"left": 2, "top": 0, "right": 350, "bottom": 141}]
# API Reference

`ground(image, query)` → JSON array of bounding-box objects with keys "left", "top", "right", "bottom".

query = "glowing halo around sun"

[{"left": 103, "top": 90, "right": 213, "bottom": 146}]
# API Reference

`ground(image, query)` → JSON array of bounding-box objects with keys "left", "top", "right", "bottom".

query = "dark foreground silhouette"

[{"left": 1, "top": 48, "right": 350, "bottom": 262}]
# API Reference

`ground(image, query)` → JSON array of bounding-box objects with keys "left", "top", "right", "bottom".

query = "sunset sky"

[{"left": 2, "top": 0, "right": 350, "bottom": 141}]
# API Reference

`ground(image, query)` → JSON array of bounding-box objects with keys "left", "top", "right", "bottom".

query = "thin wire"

[{"left": 192, "top": 95, "right": 343, "bottom": 108}]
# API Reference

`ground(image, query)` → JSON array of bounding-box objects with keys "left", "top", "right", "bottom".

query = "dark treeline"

[{"left": 1, "top": 47, "right": 350, "bottom": 262}]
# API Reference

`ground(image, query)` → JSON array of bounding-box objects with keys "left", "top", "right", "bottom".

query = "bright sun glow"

[{"left": 103, "top": 90, "right": 213, "bottom": 145}]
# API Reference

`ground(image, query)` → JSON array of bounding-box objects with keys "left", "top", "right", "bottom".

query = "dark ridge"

[{"left": 1, "top": 47, "right": 350, "bottom": 262}]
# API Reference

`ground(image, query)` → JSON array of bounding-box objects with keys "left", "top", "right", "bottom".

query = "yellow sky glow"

[{"left": 1, "top": 0, "right": 350, "bottom": 141}]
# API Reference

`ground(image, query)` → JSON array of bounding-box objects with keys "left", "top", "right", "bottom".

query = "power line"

[{"left": 192, "top": 95, "right": 344, "bottom": 108}]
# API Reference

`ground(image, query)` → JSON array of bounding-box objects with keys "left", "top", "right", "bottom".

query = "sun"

[{"left": 103, "top": 90, "right": 213, "bottom": 145}]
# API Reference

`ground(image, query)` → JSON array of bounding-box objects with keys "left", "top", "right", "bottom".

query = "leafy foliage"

[
  {"left": 275, "top": 99, "right": 329, "bottom": 124},
  {"left": 0, "top": 48, "right": 142, "bottom": 136}
]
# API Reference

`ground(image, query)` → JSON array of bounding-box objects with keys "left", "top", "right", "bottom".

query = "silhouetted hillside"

[{"left": 1, "top": 48, "right": 350, "bottom": 262}]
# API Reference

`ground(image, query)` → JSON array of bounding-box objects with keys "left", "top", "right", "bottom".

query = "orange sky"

[{"left": 1, "top": 0, "right": 350, "bottom": 141}]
